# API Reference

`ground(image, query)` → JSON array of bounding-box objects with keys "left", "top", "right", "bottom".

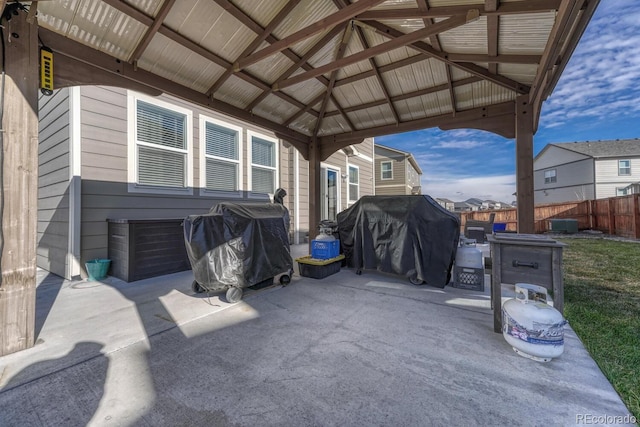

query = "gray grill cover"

[
  {"left": 337, "top": 195, "right": 460, "bottom": 288},
  {"left": 184, "top": 202, "right": 292, "bottom": 290}
]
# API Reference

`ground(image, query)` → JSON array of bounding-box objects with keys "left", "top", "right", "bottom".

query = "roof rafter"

[
  {"left": 206, "top": 0, "right": 301, "bottom": 96},
  {"left": 363, "top": 20, "right": 530, "bottom": 94},
  {"left": 129, "top": 0, "right": 175, "bottom": 64},
  {"left": 313, "top": 23, "right": 354, "bottom": 136},
  {"left": 416, "top": 0, "right": 456, "bottom": 116},
  {"left": 353, "top": 0, "right": 562, "bottom": 20},
  {"left": 275, "top": 11, "right": 478, "bottom": 91},
  {"left": 38, "top": 27, "right": 311, "bottom": 145},
  {"left": 233, "top": 0, "right": 387, "bottom": 72},
  {"left": 353, "top": 25, "right": 400, "bottom": 125},
  {"left": 101, "top": 0, "right": 316, "bottom": 117},
  {"left": 486, "top": 0, "right": 500, "bottom": 74}
]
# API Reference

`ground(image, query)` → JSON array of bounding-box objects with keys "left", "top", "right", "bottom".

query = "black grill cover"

[
  {"left": 337, "top": 195, "right": 460, "bottom": 288},
  {"left": 184, "top": 202, "right": 292, "bottom": 290}
]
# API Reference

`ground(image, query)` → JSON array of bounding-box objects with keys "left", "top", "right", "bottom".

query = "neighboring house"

[
  {"left": 453, "top": 202, "right": 479, "bottom": 212},
  {"left": 534, "top": 139, "right": 640, "bottom": 204},
  {"left": 374, "top": 144, "right": 423, "bottom": 195},
  {"left": 435, "top": 198, "right": 455, "bottom": 211},
  {"left": 37, "top": 86, "right": 374, "bottom": 280}
]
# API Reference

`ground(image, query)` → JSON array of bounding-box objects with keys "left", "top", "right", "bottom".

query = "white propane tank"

[
  {"left": 456, "top": 239, "right": 483, "bottom": 269},
  {"left": 502, "top": 283, "right": 567, "bottom": 362}
]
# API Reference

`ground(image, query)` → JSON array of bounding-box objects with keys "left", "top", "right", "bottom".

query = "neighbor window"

[
  {"left": 131, "top": 97, "right": 192, "bottom": 193},
  {"left": 616, "top": 187, "right": 629, "bottom": 196},
  {"left": 619, "top": 160, "right": 631, "bottom": 176},
  {"left": 381, "top": 161, "right": 393, "bottom": 180},
  {"left": 348, "top": 165, "right": 359, "bottom": 202},
  {"left": 201, "top": 117, "right": 241, "bottom": 193},
  {"left": 249, "top": 132, "right": 278, "bottom": 194},
  {"left": 544, "top": 169, "right": 557, "bottom": 184}
]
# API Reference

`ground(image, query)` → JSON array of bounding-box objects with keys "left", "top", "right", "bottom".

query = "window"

[
  {"left": 544, "top": 169, "right": 557, "bottom": 184},
  {"left": 128, "top": 94, "right": 192, "bottom": 194},
  {"left": 200, "top": 116, "right": 242, "bottom": 194},
  {"left": 616, "top": 187, "right": 629, "bottom": 196},
  {"left": 348, "top": 165, "right": 359, "bottom": 202},
  {"left": 249, "top": 131, "right": 278, "bottom": 194},
  {"left": 619, "top": 160, "right": 631, "bottom": 176},
  {"left": 381, "top": 161, "right": 393, "bottom": 180}
]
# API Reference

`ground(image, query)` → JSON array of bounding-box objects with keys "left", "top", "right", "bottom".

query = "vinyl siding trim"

[{"left": 68, "top": 86, "right": 82, "bottom": 278}]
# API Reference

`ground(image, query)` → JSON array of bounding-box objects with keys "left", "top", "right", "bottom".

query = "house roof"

[
  {"left": 28, "top": 0, "right": 599, "bottom": 159},
  {"left": 549, "top": 139, "right": 640, "bottom": 159},
  {"left": 375, "top": 143, "right": 423, "bottom": 175},
  {"left": 436, "top": 198, "right": 454, "bottom": 204}
]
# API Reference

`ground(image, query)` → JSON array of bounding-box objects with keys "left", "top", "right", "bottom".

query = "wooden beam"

[
  {"left": 129, "top": 0, "right": 175, "bottom": 63},
  {"left": 515, "top": 94, "right": 535, "bottom": 233},
  {"left": 39, "top": 28, "right": 311, "bottom": 145},
  {"left": 0, "top": 7, "right": 38, "bottom": 356},
  {"left": 354, "top": 25, "right": 400, "bottom": 124},
  {"left": 325, "top": 76, "right": 481, "bottom": 117},
  {"left": 354, "top": 0, "right": 562, "bottom": 20},
  {"left": 234, "top": 0, "right": 387, "bottom": 71},
  {"left": 313, "top": 23, "right": 353, "bottom": 137},
  {"left": 486, "top": 0, "right": 499, "bottom": 74},
  {"left": 363, "top": 20, "right": 530, "bottom": 94},
  {"left": 276, "top": 12, "right": 477, "bottom": 91},
  {"left": 318, "top": 101, "right": 515, "bottom": 144},
  {"left": 245, "top": 24, "right": 345, "bottom": 112},
  {"left": 207, "top": 0, "right": 301, "bottom": 95},
  {"left": 308, "top": 141, "right": 322, "bottom": 251},
  {"left": 101, "top": 0, "right": 313, "bottom": 115}
]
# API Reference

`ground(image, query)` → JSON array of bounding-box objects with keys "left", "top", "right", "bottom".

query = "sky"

[{"left": 377, "top": 0, "right": 640, "bottom": 204}]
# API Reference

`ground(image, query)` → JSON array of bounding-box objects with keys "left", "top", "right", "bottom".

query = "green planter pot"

[{"left": 85, "top": 259, "right": 111, "bottom": 281}]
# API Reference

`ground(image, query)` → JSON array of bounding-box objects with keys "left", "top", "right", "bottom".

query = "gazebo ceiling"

[{"left": 26, "top": 0, "right": 597, "bottom": 156}]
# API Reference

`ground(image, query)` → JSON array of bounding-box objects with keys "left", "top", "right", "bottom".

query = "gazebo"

[{"left": 0, "top": 0, "right": 599, "bottom": 355}]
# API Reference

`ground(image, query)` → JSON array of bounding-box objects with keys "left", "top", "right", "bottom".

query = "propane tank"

[
  {"left": 455, "top": 239, "right": 483, "bottom": 269},
  {"left": 502, "top": 283, "right": 567, "bottom": 362},
  {"left": 315, "top": 221, "right": 337, "bottom": 241}
]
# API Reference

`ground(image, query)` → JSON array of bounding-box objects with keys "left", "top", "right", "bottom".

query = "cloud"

[{"left": 422, "top": 174, "right": 517, "bottom": 204}]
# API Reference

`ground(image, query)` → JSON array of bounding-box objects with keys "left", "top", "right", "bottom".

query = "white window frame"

[
  {"left": 616, "top": 187, "right": 629, "bottom": 196},
  {"left": 247, "top": 130, "right": 279, "bottom": 196},
  {"left": 198, "top": 115, "right": 243, "bottom": 198},
  {"left": 127, "top": 92, "right": 193, "bottom": 195},
  {"left": 348, "top": 164, "right": 359, "bottom": 203},
  {"left": 381, "top": 161, "right": 393, "bottom": 180},
  {"left": 618, "top": 159, "right": 631, "bottom": 176},
  {"left": 544, "top": 169, "right": 557, "bottom": 184}
]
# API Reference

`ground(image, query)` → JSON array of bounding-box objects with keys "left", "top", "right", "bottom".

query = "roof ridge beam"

[
  {"left": 274, "top": 11, "right": 478, "bottom": 91},
  {"left": 234, "top": 0, "right": 387, "bottom": 72}
]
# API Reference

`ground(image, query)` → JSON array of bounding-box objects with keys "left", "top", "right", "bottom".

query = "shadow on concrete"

[{"left": 34, "top": 271, "right": 65, "bottom": 339}]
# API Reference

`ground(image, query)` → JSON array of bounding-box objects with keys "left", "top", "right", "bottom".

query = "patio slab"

[{"left": 0, "top": 245, "right": 635, "bottom": 426}]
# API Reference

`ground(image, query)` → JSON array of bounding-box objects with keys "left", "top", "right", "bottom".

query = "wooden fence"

[{"left": 458, "top": 194, "right": 640, "bottom": 239}]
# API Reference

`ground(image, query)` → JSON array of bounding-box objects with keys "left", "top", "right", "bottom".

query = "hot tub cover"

[
  {"left": 184, "top": 202, "right": 292, "bottom": 290},
  {"left": 337, "top": 195, "right": 460, "bottom": 288}
]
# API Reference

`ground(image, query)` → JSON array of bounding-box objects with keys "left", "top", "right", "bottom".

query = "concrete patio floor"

[{"left": 0, "top": 244, "right": 634, "bottom": 426}]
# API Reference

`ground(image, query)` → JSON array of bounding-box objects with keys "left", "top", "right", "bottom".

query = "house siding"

[
  {"left": 37, "top": 88, "right": 71, "bottom": 279},
  {"left": 535, "top": 143, "right": 640, "bottom": 203},
  {"left": 534, "top": 157, "right": 595, "bottom": 203},
  {"left": 37, "top": 86, "right": 375, "bottom": 278},
  {"left": 375, "top": 147, "right": 407, "bottom": 191},
  {"left": 594, "top": 157, "right": 640, "bottom": 198}
]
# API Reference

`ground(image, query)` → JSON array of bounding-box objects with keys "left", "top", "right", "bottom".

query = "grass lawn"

[{"left": 559, "top": 237, "right": 640, "bottom": 420}]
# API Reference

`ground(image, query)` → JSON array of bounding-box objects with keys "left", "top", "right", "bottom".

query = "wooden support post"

[
  {"left": 0, "top": 9, "right": 39, "bottom": 355},
  {"left": 308, "top": 139, "right": 321, "bottom": 251},
  {"left": 515, "top": 94, "right": 534, "bottom": 234}
]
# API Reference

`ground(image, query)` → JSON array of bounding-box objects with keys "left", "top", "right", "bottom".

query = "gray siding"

[
  {"left": 374, "top": 146, "right": 411, "bottom": 194},
  {"left": 77, "top": 86, "right": 277, "bottom": 275},
  {"left": 38, "top": 89, "right": 71, "bottom": 279}
]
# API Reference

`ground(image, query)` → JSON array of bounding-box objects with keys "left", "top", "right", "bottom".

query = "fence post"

[
  {"left": 607, "top": 198, "right": 616, "bottom": 236},
  {"left": 634, "top": 194, "right": 640, "bottom": 239}
]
